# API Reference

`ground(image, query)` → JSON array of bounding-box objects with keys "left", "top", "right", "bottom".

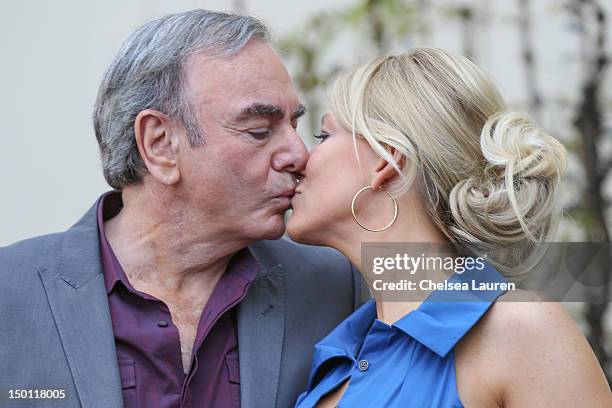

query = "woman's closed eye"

[{"left": 313, "top": 131, "right": 330, "bottom": 143}]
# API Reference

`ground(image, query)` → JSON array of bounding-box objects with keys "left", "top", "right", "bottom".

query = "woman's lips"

[{"left": 290, "top": 190, "right": 301, "bottom": 209}]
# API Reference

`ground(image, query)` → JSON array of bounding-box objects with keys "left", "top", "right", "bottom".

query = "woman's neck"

[{"left": 329, "top": 212, "right": 449, "bottom": 325}]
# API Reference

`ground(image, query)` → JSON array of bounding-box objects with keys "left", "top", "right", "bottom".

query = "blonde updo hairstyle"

[{"left": 330, "top": 48, "right": 567, "bottom": 275}]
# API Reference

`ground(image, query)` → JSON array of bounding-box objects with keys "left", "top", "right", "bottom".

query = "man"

[{"left": 0, "top": 10, "right": 363, "bottom": 408}]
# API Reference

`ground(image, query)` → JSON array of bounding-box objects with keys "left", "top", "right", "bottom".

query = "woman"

[{"left": 287, "top": 48, "right": 611, "bottom": 407}]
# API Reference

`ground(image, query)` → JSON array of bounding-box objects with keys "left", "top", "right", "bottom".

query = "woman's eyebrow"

[{"left": 320, "top": 113, "right": 330, "bottom": 128}]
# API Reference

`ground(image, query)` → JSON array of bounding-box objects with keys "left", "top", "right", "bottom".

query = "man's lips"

[
  {"left": 278, "top": 188, "right": 296, "bottom": 198},
  {"left": 271, "top": 188, "right": 296, "bottom": 210}
]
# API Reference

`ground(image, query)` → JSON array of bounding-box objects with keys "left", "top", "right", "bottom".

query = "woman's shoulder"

[
  {"left": 460, "top": 289, "right": 597, "bottom": 374},
  {"left": 479, "top": 290, "right": 574, "bottom": 338},
  {"left": 455, "top": 290, "right": 611, "bottom": 407}
]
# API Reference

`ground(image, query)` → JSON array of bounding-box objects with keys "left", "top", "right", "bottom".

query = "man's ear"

[
  {"left": 134, "top": 109, "right": 180, "bottom": 186},
  {"left": 371, "top": 147, "right": 405, "bottom": 190}
]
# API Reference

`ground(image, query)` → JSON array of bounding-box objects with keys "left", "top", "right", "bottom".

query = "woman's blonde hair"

[{"left": 330, "top": 48, "right": 566, "bottom": 272}]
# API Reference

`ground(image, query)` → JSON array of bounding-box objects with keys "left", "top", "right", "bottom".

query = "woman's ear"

[{"left": 371, "top": 148, "right": 404, "bottom": 190}]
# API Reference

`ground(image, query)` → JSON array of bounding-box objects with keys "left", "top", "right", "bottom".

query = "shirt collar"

[
  {"left": 394, "top": 263, "right": 507, "bottom": 357},
  {"left": 306, "top": 299, "right": 376, "bottom": 390},
  {"left": 312, "top": 262, "right": 507, "bottom": 369},
  {"left": 97, "top": 191, "right": 125, "bottom": 294}
]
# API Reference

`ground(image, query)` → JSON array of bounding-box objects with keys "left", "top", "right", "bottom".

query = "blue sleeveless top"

[{"left": 295, "top": 263, "right": 508, "bottom": 408}]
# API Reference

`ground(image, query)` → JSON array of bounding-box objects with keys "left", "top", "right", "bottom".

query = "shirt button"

[
  {"left": 157, "top": 320, "right": 169, "bottom": 328},
  {"left": 358, "top": 359, "right": 369, "bottom": 371}
]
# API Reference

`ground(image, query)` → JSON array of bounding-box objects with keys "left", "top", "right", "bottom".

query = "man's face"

[{"left": 176, "top": 39, "right": 308, "bottom": 242}]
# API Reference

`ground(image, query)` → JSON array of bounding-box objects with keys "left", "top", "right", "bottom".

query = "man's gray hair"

[{"left": 93, "top": 10, "right": 270, "bottom": 190}]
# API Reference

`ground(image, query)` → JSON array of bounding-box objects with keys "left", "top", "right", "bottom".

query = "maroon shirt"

[{"left": 97, "top": 192, "right": 259, "bottom": 407}]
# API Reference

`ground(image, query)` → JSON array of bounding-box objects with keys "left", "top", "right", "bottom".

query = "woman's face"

[{"left": 287, "top": 112, "right": 381, "bottom": 245}]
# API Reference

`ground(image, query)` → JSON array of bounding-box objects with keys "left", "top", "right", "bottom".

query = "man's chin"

[
  {"left": 248, "top": 214, "right": 286, "bottom": 241},
  {"left": 263, "top": 226, "right": 286, "bottom": 241}
]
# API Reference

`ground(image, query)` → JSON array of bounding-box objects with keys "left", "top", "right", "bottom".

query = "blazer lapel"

[
  {"left": 237, "top": 262, "right": 286, "bottom": 408},
  {"left": 39, "top": 202, "right": 123, "bottom": 408}
]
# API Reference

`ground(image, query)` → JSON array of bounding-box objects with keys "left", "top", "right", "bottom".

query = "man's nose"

[{"left": 272, "top": 127, "right": 309, "bottom": 173}]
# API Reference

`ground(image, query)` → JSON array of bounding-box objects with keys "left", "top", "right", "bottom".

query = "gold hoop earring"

[{"left": 351, "top": 186, "right": 398, "bottom": 232}]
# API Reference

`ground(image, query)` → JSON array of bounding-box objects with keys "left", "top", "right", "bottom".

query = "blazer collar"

[
  {"left": 39, "top": 194, "right": 123, "bottom": 407},
  {"left": 238, "top": 241, "right": 287, "bottom": 408}
]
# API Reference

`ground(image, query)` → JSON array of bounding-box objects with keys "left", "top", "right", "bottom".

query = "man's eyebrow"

[
  {"left": 239, "top": 103, "right": 284, "bottom": 120},
  {"left": 292, "top": 104, "right": 307, "bottom": 120},
  {"left": 237, "top": 103, "right": 307, "bottom": 121}
]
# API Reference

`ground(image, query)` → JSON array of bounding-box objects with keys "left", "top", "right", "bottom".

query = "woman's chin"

[
  {"left": 286, "top": 213, "right": 319, "bottom": 245},
  {"left": 286, "top": 215, "right": 305, "bottom": 243}
]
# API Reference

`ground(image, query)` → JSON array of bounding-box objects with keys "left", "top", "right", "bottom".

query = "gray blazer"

[{"left": 0, "top": 201, "right": 364, "bottom": 408}]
